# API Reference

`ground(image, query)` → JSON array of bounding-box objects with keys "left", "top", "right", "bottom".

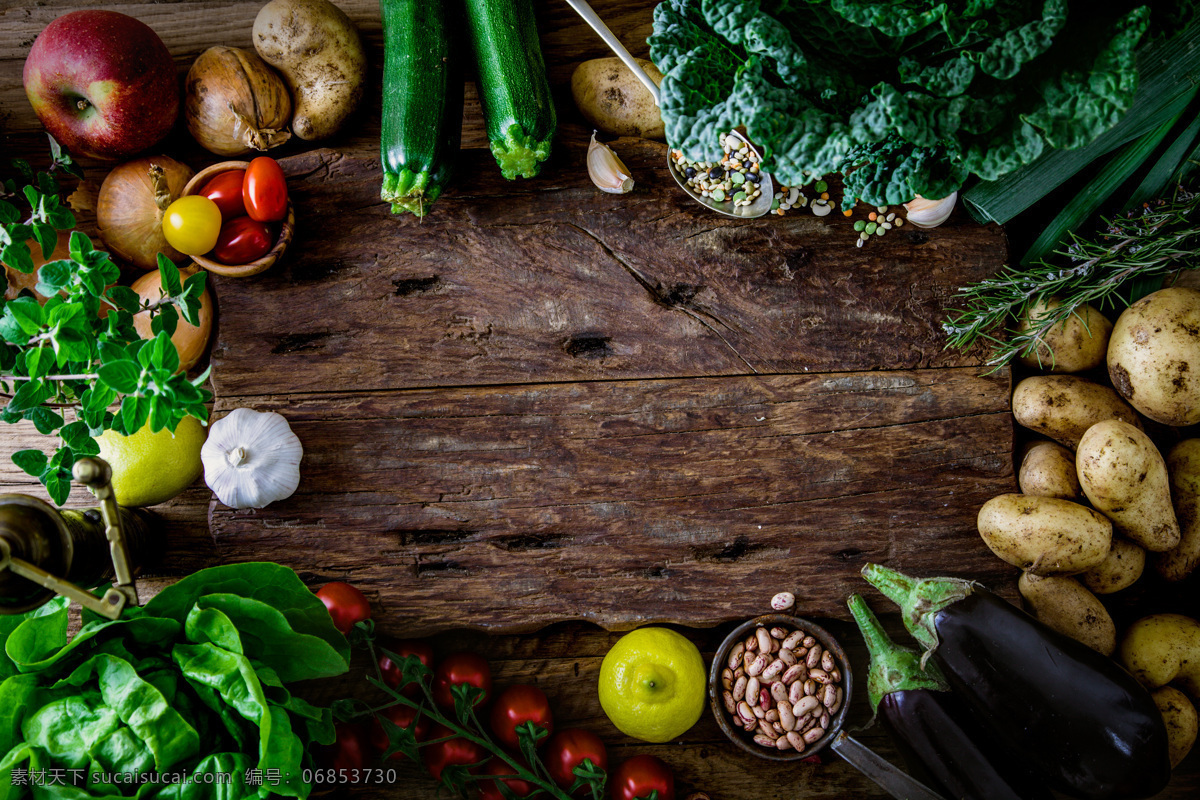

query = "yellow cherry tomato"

[{"left": 162, "top": 195, "right": 222, "bottom": 256}]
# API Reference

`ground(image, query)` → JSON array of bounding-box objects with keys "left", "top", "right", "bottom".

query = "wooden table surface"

[{"left": 2, "top": 0, "right": 1199, "bottom": 797}]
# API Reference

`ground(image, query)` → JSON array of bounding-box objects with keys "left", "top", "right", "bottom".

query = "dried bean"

[
  {"left": 737, "top": 701, "right": 755, "bottom": 722},
  {"left": 779, "top": 704, "right": 796, "bottom": 731},
  {"left": 788, "top": 681, "right": 804, "bottom": 705},
  {"left": 830, "top": 687, "right": 843, "bottom": 715},
  {"left": 786, "top": 731, "right": 806, "bottom": 751},
  {"left": 772, "top": 722, "right": 784, "bottom": 736},
  {"left": 758, "top": 720, "right": 775, "bottom": 739},
  {"left": 721, "top": 667, "right": 734, "bottom": 690},
  {"left": 743, "top": 718, "right": 758, "bottom": 733},
  {"left": 769, "top": 627, "right": 788, "bottom": 640},
  {"left": 747, "top": 654, "right": 769, "bottom": 677},
  {"left": 802, "top": 636, "right": 816, "bottom": 648},
  {"left": 771, "top": 592, "right": 795, "bottom": 611},
  {"left": 822, "top": 684, "right": 837, "bottom": 709},
  {"left": 793, "top": 696, "right": 820, "bottom": 717},
  {"left": 799, "top": 715, "right": 818, "bottom": 733},
  {"left": 733, "top": 675, "right": 748, "bottom": 702},
  {"left": 806, "top": 646, "right": 823, "bottom": 670},
  {"left": 779, "top": 648, "right": 798, "bottom": 667},
  {"left": 775, "top": 734, "right": 790, "bottom": 750},
  {"left": 803, "top": 727, "right": 824, "bottom": 744},
  {"left": 781, "top": 631, "right": 805, "bottom": 650},
  {"left": 746, "top": 676, "right": 760, "bottom": 702},
  {"left": 829, "top": 669, "right": 841, "bottom": 683},
  {"left": 821, "top": 651, "right": 835, "bottom": 672},
  {"left": 745, "top": 635, "right": 758, "bottom": 653},
  {"left": 782, "top": 664, "right": 805, "bottom": 685},
  {"left": 734, "top": 666, "right": 745, "bottom": 679},
  {"left": 728, "top": 642, "right": 745, "bottom": 669},
  {"left": 765, "top": 708, "right": 780, "bottom": 723},
  {"left": 759, "top": 689, "right": 772, "bottom": 711},
  {"left": 761, "top": 659, "right": 785, "bottom": 682},
  {"left": 743, "top": 652, "right": 756, "bottom": 672},
  {"left": 809, "top": 668, "right": 832, "bottom": 685},
  {"left": 756, "top": 628, "right": 773, "bottom": 654},
  {"left": 753, "top": 734, "right": 777, "bottom": 748},
  {"left": 804, "top": 680, "right": 817, "bottom": 696},
  {"left": 753, "top": 705, "right": 766, "bottom": 720},
  {"left": 723, "top": 691, "right": 736, "bottom": 714},
  {"left": 770, "top": 682, "right": 789, "bottom": 704},
  {"left": 819, "top": 712, "right": 830, "bottom": 730}
]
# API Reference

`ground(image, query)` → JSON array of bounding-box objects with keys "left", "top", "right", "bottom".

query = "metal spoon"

[{"left": 562, "top": 0, "right": 774, "bottom": 218}]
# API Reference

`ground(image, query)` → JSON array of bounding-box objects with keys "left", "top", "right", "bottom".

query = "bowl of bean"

[{"left": 709, "top": 614, "right": 851, "bottom": 761}]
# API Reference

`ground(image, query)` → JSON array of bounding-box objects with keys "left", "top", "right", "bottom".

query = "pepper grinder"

[{"left": 0, "top": 457, "right": 161, "bottom": 619}]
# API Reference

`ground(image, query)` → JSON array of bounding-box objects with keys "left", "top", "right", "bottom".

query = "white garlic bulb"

[
  {"left": 903, "top": 192, "right": 958, "bottom": 228},
  {"left": 201, "top": 407, "right": 302, "bottom": 509}
]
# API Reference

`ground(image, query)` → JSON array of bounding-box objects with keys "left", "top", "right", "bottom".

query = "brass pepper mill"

[{"left": 0, "top": 457, "right": 161, "bottom": 619}]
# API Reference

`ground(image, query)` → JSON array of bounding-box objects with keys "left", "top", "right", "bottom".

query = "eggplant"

[
  {"left": 849, "top": 594, "right": 1052, "bottom": 800},
  {"left": 862, "top": 564, "right": 1171, "bottom": 800}
]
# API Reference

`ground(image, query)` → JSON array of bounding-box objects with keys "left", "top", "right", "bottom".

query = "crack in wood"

[
  {"left": 271, "top": 331, "right": 333, "bottom": 355},
  {"left": 562, "top": 334, "right": 612, "bottom": 359},
  {"left": 393, "top": 276, "right": 441, "bottom": 296}
]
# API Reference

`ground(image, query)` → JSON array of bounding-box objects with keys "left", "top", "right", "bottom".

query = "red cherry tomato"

[
  {"left": 489, "top": 685, "right": 554, "bottom": 751},
  {"left": 316, "top": 721, "right": 368, "bottom": 772},
  {"left": 244, "top": 156, "right": 288, "bottom": 222},
  {"left": 380, "top": 639, "right": 435, "bottom": 697},
  {"left": 422, "top": 724, "right": 488, "bottom": 782},
  {"left": 316, "top": 582, "right": 371, "bottom": 634},
  {"left": 212, "top": 216, "right": 273, "bottom": 264},
  {"left": 477, "top": 757, "right": 537, "bottom": 800},
  {"left": 368, "top": 704, "right": 430, "bottom": 760},
  {"left": 544, "top": 728, "right": 608, "bottom": 795},
  {"left": 610, "top": 755, "right": 675, "bottom": 800},
  {"left": 432, "top": 652, "right": 492, "bottom": 709},
  {"left": 198, "top": 169, "right": 246, "bottom": 219}
]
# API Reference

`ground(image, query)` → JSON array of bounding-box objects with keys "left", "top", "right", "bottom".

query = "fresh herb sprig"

[
  {"left": 942, "top": 186, "right": 1200, "bottom": 369},
  {"left": 0, "top": 138, "right": 212, "bottom": 503},
  {"left": 344, "top": 636, "right": 607, "bottom": 800}
]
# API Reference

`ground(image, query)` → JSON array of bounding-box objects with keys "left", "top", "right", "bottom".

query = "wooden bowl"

[
  {"left": 181, "top": 160, "right": 294, "bottom": 278},
  {"left": 709, "top": 614, "right": 853, "bottom": 761}
]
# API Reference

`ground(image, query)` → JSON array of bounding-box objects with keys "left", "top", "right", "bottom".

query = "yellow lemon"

[
  {"left": 96, "top": 416, "right": 206, "bottom": 507},
  {"left": 598, "top": 627, "right": 706, "bottom": 743}
]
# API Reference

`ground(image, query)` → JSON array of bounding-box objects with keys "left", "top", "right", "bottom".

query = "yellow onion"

[
  {"left": 97, "top": 156, "right": 193, "bottom": 270},
  {"left": 185, "top": 46, "right": 292, "bottom": 156},
  {"left": 131, "top": 268, "right": 215, "bottom": 372}
]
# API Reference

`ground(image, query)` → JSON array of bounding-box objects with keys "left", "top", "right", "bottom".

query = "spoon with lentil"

[{"left": 563, "top": 0, "right": 775, "bottom": 219}]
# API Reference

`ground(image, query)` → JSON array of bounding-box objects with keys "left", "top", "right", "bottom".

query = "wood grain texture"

[{"left": 199, "top": 368, "right": 1015, "bottom": 634}]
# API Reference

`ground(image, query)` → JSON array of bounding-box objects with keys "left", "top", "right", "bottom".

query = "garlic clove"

[
  {"left": 201, "top": 407, "right": 302, "bottom": 509},
  {"left": 903, "top": 191, "right": 958, "bottom": 228},
  {"left": 588, "top": 132, "right": 634, "bottom": 194}
]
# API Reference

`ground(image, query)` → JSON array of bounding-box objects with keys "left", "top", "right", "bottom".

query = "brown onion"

[
  {"left": 97, "top": 156, "right": 193, "bottom": 270},
  {"left": 131, "top": 267, "right": 215, "bottom": 372},
  {"left": 185, "top": 46, "right": 291, "bottom": 156}
]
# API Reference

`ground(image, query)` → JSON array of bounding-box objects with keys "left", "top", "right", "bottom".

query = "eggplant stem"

[
  {"left": 861, "top": 563, "right": 973, "bottom": 654},
  {"left": 848, "top": 593, "right": 949, "bottom": 713}
]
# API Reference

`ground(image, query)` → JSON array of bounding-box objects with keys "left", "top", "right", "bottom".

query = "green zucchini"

[
  {"left": 463, "top": 0, "right": 557, "bottom": 179},
  {"left": 379, "top": 0, "right": 462, "bottom": 216}
]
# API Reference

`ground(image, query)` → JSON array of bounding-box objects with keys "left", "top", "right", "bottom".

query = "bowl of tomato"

[{"left": 180, "top": 157, "right": 294, "bottom": 278}]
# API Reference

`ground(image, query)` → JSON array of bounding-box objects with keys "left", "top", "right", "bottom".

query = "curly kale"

[{"left": 649, "top": 0, "right": 1176, "bottom": 205}]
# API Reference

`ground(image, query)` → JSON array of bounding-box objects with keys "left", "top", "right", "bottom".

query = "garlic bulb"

[
  {"left": 903, "top": 192, "right": 958, "bottom": 228},
  {"left": 202, "top": 408, "right": 302, "bottom": 509},
  {"left": 587, "top": 132, "right": 634, "bottom": 194}
]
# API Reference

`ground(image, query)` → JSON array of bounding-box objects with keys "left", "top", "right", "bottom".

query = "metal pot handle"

[{"left": 829, "top": 732, "right": 948, "bottom": 800}]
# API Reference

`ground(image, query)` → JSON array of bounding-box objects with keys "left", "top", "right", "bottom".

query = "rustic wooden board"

[{"left": 201, "top": 368, "right": 1013, "bottom": 634}]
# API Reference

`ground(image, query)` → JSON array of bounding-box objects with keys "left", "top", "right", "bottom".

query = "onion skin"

[
  {"left": 131, "top": 268, "right": 215, "bottom": 372},
  {"left": 98, "top": 156, "right": 193, "bottom": 270},
  {"left": 185, "top": 46, "right": 292, "bottom": 156}
]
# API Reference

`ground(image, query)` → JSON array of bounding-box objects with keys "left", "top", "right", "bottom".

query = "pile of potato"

[{"left": 981, "top": 287, "right": 1200, "bottom": 766}]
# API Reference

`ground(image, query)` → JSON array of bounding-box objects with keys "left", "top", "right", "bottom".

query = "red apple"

[{"left": 23, "top": 10, "right": 180, "bottom": 160}]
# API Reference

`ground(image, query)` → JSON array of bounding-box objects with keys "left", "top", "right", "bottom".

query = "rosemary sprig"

[{"left": 943, "top": 186, "right": 1200, "bottom": 369}]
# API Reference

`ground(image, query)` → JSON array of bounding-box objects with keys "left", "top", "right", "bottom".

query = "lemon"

[
  {"left": 598, "top": 627, "right": 706, "bottom": 743},
  {"left": 96, "top": 416, "right": 206, "bottom": 507}
]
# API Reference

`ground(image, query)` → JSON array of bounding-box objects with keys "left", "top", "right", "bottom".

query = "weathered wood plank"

[
  {"left": 205, "top": 139, "right": 1005, "bottom": 396},
  {"left": 199, "top": 368, "right": 1014, "bottom": 634}
]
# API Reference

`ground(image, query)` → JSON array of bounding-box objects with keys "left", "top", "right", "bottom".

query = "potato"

[
  {"left": 1157, "top": 439, "right": 1200, "bottom": 581},
  {"left": 253, "top": 0, "right": 366, "bottom": 141},
  {"left": 1018, "top": 572, "right": 1116, "bottom": 655},
  {"left": 1018, "top": 298, "right": 1112, "bottom": 373},
  {"left": 1119, "top": 614, "right": 1200, "bottom": 696},
  {"left": 1108, "top": 287, "right": 1200, "bottom": 426},
  {"left": 1152, "top": 686, "right": 1198, "bottom": 768},
  {"left": 572, "top": 57, "right": 664, "bottom": 140},
  {"left": 1011, "top": 375, "right": 1143, "bottom": 451},
  {"left": 977, "top": 494, "right": 1112, "bottom": 575},
  {"left": 1077, "top": 420, "right": 1180, "bottom": 552},
  {"left": 1080, "top": 537, "right": 1145, "bottom": 594},
  {"left": 1019, "top": 440, "right": 1080, "bottom": 500}
]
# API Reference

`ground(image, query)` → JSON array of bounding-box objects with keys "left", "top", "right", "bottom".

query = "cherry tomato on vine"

[
  {"left": 610, "top": 755, "right": 675, "bottom": 800},
  {"left": 477, "top": 757, "right": 537, "bottom": 800},
  {"left": 432, "top": 652, "right": 492, "bottom": 709},
  {"left": 380, "top": 639, "right": 435, "bottom": 697},
  {"left": 198, "top": 169, "right": 247, "bottom": 218},
  {"left": 544, "top": 728, "right": 608, "bottom": 795},
  {"left": 316, "top": 721, "right": 368, "bottom": 772},
  {"left": 316, "top": 582, "right": 371, "bottom": 634},
  {"left": 422, "top": 724, "right": 488, "bottom": 782},
  {"left": 490, "top": 685, "right": 554, "bottom": 751},
  {"left": 244, "top": 156, "right": 288, "bottom": 222},
  {"left": 368, "top": 704, "right": 430, "bottom": 760},
  {"left": 212, "top": 217, "right": 273, "bottom": 264},
  {"left": 162, "top": 195, "right": 222, "bottom": 256}
]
